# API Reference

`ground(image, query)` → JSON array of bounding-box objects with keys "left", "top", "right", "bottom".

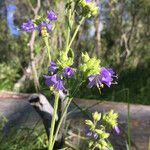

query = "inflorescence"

[{"left": 21, "top": 10, "right": 57, "bottom": 36}]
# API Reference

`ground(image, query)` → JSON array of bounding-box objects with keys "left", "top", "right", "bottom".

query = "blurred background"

[{"left": 0, "top": 0, "right": 150, "bottom": 104}]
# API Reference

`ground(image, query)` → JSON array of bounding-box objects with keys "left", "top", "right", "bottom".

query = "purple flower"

[
  {"left": 114, "top": 126, "right": 120, "bottom": 134},
  {"left": 48, "top": 61, "right": 58, "bottom": 74},
  {"left": 21, "top": 20, "right": 37, "bottom": 32},
  {"left": 87, "top": 67, "right": 115, "bottom": 88},
  {"left": 87, "top": 74, "right": 102, "bottom": 88},
  {"left": 106, "top": 68, "right": 115, "bottom": 76},
  {"left": 86, "top": 130, "right": 98, "bottom": 139},
  {"left": 47, "top": 10, "right": 57, "bottom": 21},
  {"left": 43, "top": 75, "right": 57, "bottom": 87},
  {"left": 86, "top": 131, "right": 92, "bottom": 137},
  {"left": 39, "top": 21, "right": 53, "bottom": 32},
  {"left": 63, "top": 67, "right": 74, "bottom": 78},
  {"left": 43, "top": 75, "right": 65, "bottom": 91},
  {"left": 55, "top": 77, "right": 65, "bottom": 91},
  {"left": 86, "top": 0, "right": 92, "bottom": 3},
  {"left": 93, "top": 133, "right": 98, "bottom": 139},
  {"left": 100, "top": 67, "right": 114, "bottom": 87}
]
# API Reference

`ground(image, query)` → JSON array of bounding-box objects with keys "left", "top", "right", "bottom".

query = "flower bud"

[
  {"left": 81, "top": 52, "right": 90, "bottom": 62},
  {"left": 92, "top": 111, "right": 101, "bottom": 122}
]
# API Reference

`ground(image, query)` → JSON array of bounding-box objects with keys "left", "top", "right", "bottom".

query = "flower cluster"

[
  {"left": 85, "top": 111, "right": 120, "bottom": 149},
  {"left": 78, "top": 0, "right": 98, "bottom": 17},
  {"left": 21, "top": 10, "right": 57, "bottom": 36},
  {"left": 80, "top": 52, "right": 116, "bottom": 90},
  {"left": 80, "top": 52, "right": 100, "bottom": 77},
  {"left": 102, "top": 110, "right": 120, "bottom": 134},
  {"left": 44, "top": 61, "right": 74, "bottom": 91}
]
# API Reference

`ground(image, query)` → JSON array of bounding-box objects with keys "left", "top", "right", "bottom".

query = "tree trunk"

[{"left": 94, "top": 14, "right": 101, "bottom": 57}]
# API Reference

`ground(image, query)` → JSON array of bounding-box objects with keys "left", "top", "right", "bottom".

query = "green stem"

[
  {"left": 48, "top": 92, "right": 59, "bottom": 150},
  {"left": 68, "top": 17, "right": 85, "bottom": 49},
  {"left": 44, "top": 36, "right": 51, "bottom": 62},
  {"left": 51, "top": 97, "right": 73, "bottom": 148},
  {"left": 127, "top": 89, "right": 131, "bottom": 150},
  {"left": 92, "top": 145, "right": 97, "bottom": 150}
]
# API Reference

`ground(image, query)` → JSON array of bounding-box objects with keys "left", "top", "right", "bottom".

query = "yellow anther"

[{"left": 100, "top": 84, "right": 104, "bottom": 88}]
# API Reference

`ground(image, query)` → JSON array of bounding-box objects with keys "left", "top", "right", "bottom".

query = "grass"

[{"left": 0, "top": 123, "right": 47, "bottom": 150}]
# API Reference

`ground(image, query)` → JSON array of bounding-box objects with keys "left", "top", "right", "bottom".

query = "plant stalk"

[
  {"left": 44, "top": 36, "right": 51, "bottom": 62},
  {"left": 68, "top": 17, "right": 85, "bottom": 49},
  {"left": 51, "top": 97, "right": 73, "bottom": 148},
  {"left": 48, "top": 92, "right": 59, "bottom": 150}
]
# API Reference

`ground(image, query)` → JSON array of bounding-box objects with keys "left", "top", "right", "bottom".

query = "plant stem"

[
  {"left": 92, "top": 145, "right": 97, "bottom": 150},
  {"left": 48, "top": 92, "right": 59, "bottom": 150},
  {"left": 51, "top": 97, "right": 73, "bottom": 148},
  {"left": 44, "top": 36, "right": 51, "bottom": 62},
  {"left": 68, "top": 17, "right": 85, "bottom": 49},
  {"left": 127, "top": 89, "right": 131, "bottom": 150}
]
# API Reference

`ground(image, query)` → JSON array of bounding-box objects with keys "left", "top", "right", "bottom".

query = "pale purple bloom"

[
  {"left": 48, "top": 62, "right": 58, "bottom": 74},
  {"left": 93, "top": 133, "right": 98, "bottom": 139},
  {"left": 21, "top": 20, "right": 37, "bottom": 32},
  {"left": 63, "top": 67, "right": 74, "bottom": 78},
  {"left": 86, "top": 131, "right": 92, "bottom": 137},
  {"left": 114, "top": 126, "right": 120, "bottom": 134},
  {"left": 86, "top": 0, "right": 92, "bottom": 3},
  {"left": 43, "top": 75, "right": 65, "bottom": 91},
  {"left": 38, "top": 21, "right": 52, "bottom": 32},
  {"left": 107, "top": 68, "right": 115, "bottom": 75},
  {"left": 99, "top": 67, "right": 114, "bottom": 87},
  {"left": 86, "top": 130, "right": 98, "bottom": 139},
  {"left": 87, "top": 67, "right": 115, "bottom": 88},
  {"left": 87, "top": 74, "right": 102, "bottom": 88},
  {"left": 43, "top": 75, "right": 57, "bottom": 87},
  {"left": 47, "top": 10, "right": 57, "bottom": 21},
  {"left": 55, "top": 77, "right": 65, "bottom": 91}
]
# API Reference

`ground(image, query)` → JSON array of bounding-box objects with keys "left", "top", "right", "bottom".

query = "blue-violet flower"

[
  {"left": 87, "top": 74, "right": 102, "bottom": 88},
  {"left": 86, "top": 130, "right": 98, "bottom": 139},
  {"left": 86, "top": 0, "right": 92, "bottom": 3},
  {"left": 43, "top": 75, "right": 65, "bottom": 91},
  {"left": 63, "top": 67, "right": 74, "bottom": 78},
  {"left": 87, "top": 67, "right": 115, "bottom": 88},
  {"left": 114, "top": 126, "right": 120, "bottom": 134},
  {"left": 47, "top": 10, "right": 57, "bottom": 21},
  {"left": 21, "top": 20, "right": 37, "bottom": 32},
  {"left": 39, "top": 21, "right": 52, "bottom": 32},
  {"left": 100, "top": 67, "right": 114, "bottom": 87},
  {"left": 48, "top": 61, "right": 58, "bottom": 74}
]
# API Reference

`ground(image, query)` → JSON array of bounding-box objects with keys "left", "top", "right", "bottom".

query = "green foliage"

[
  {"left": 0, "top": 128, "right": 47, "bottom": 150},
  {"left": 0, "top": 63, "right": 20, "bottom": 90}
]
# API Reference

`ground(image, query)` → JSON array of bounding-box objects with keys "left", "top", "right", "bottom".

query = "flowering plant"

[
  {"left": 85, "top": 111, "right": 120, "bottom": 150},
  {"left": 21, "top": 0, "right": 119, "bottom": 149}
]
